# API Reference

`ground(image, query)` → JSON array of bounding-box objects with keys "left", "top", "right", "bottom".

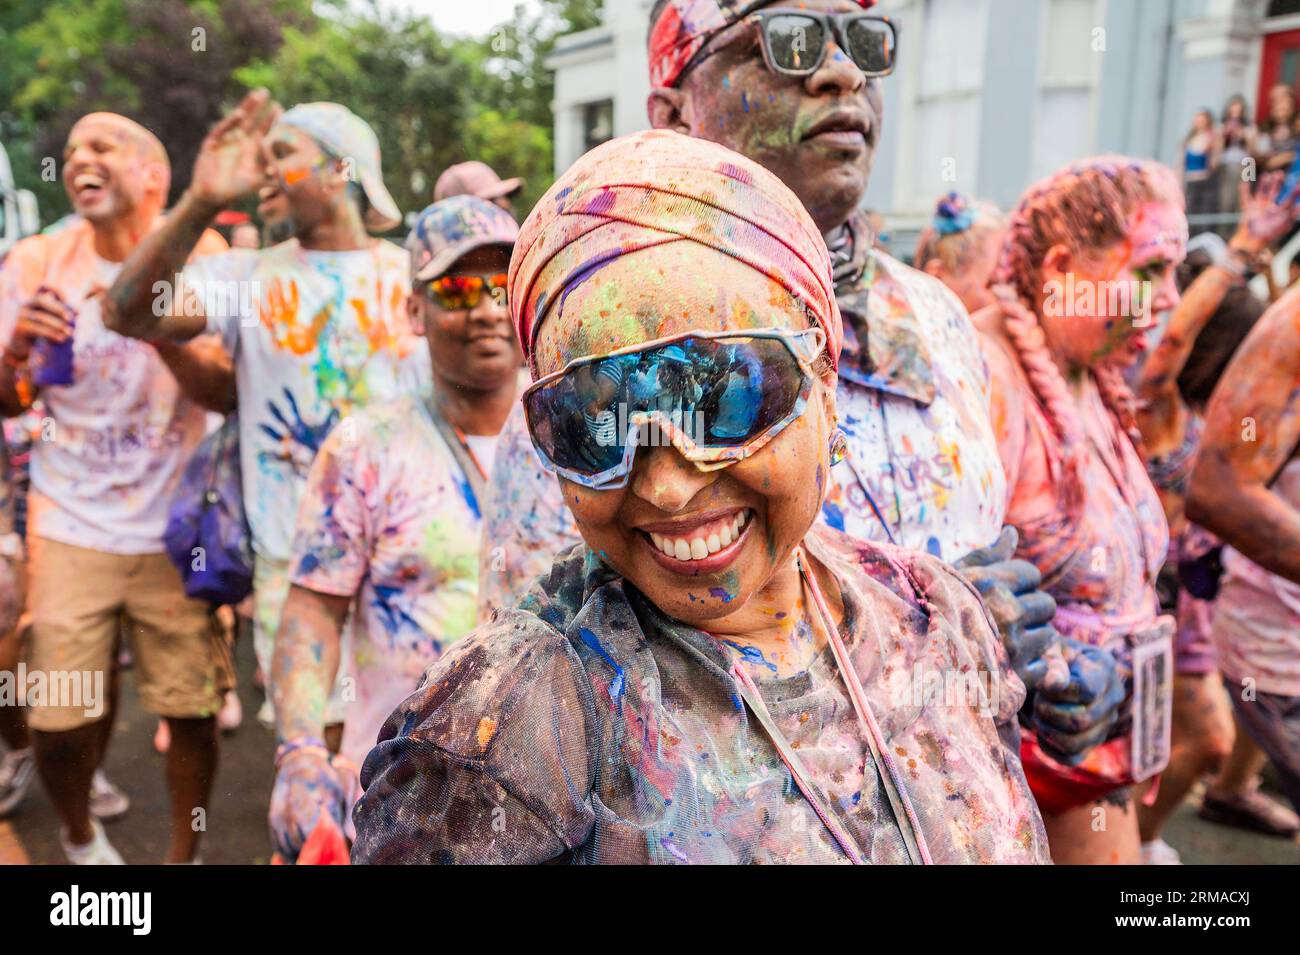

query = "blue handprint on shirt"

[{"left": 258, "top": 387, "right": 341, "bottom": 478}]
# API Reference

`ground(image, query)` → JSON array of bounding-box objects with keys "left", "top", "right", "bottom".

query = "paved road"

[
  {"left": 5, "top": 634, "right": 276, "bottom": 865},
  {"left": 3, "top": 635, "right": 1298, "bottom": 864}
]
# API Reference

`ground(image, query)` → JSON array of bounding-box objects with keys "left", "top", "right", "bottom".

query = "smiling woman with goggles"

[
  {"left": 524, "top": 325, "right": 824, "bottom": 489},
  {"left": 352, "top": 130, "right": 1050, "bottom": 868}
]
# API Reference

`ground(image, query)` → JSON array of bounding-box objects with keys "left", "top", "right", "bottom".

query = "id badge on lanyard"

[{"left": 1129, "top": 623, "right": 1174, "bottom": 782}]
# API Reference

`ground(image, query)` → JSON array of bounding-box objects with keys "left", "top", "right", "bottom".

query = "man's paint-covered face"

[
  {"left": 672, "top": 0, "right": 883, "bottom": 234},
  {"left": 258, "top": 125, "right": 350, "bottom": 237},
  {"left": 1039, "top": 199, "right": 1187, "bottom": 372},
  {"left": 413, "top": 244, "right": 522, "bottom": 393},
  {"left": 531, "top": 243, "right": 835, "bottom": 631},
  {"left": 63, "top": 115, "right": 168, "bottom": 223}
]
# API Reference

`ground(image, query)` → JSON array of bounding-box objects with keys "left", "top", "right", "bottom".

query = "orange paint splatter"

[{"left": 476, "top": 716, "right": 498, "bottom": 750}]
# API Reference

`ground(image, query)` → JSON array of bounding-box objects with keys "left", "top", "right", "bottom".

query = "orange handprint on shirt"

[
  {"left": 350, "top": 281, "right": 411, "bottom": 356},
  {"left": 259, "top": 278, "right": 330, "bottom": 356}
]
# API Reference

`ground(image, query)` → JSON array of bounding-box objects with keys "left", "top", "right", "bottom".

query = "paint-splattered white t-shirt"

[
  {"left": 184, "top": 239, "right": 431, "bottom": 563},
  {"left": 289, "top": 394, "right": 490, "bottom": 769},
  {"left": 822, "top": 252, "right": 1006, "bottom": 561},
  {"left": 0, "top": 220, "right": 227, "bottom": 554}
]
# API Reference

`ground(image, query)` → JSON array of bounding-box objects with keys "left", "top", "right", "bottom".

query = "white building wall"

[{"left": 549, "top": 0, "right": 1274, "bottom": 250}]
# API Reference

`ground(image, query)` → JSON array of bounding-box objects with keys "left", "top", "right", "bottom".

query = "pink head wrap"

[
  {"left": 649, "top": 0, "right": 875, "bottom": 89},
  {"left": 508, "top": 129, "right": 842, "bottom": 374}
]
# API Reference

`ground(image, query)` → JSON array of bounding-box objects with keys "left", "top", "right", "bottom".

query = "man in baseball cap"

[
  {"left": 266, "top": 195, "right": 521, "bottom": 861},
  {"left": 106, "top": 89, "right": 430, "bottom": 736},
  {"left": 277, "top": 102, "right": 403, "bottom": 233},
  {"left": 434, "top": 161, "right": 524, "bottom": 217}
]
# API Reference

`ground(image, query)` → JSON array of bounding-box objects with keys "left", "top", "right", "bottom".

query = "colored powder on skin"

[
  {"left": 722, "top": 640, "right": 777, "bottom": 673},
  {"left": 708, "top": 587, "right": 734, "bottom": 603},
  {"left": 578, "top": 626, "right": 626, "bottom": 704}
]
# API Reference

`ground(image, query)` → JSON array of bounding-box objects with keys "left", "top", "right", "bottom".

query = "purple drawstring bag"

[{"left": 164, "top": 414, "right": 253, "bottom": 605}]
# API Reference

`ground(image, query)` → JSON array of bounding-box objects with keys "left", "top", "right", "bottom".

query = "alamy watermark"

[
  {"left": 0, "top": 663, "right": 104, "bottom": 718},
  {"left": 1042, "top": 274, "right": 1155, "bottom": 327},
  {"left": 587, "top": 404, "right": 709, "bottom": 449},
  {"left": 152, "top": 273, "right": 262, "bottom": 326}
]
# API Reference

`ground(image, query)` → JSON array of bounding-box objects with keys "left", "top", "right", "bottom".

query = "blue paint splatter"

[
  {"left": 708, "top": 587, "right": 735, "bottom": 603},
  {"left": 926, "top": 536, "right": 942, "bottom": 557},
  {"left": 823, "top": 501, "right": 846, "bottom": 531},
  {"left": 372, "top": 584, "right": 421, "bottom": 634},
  {"left": 578, "top": 627, "right": 626, "bottom": 705},
  {"left": 722, "top": 640, "right": 777, "bottom": 673}
]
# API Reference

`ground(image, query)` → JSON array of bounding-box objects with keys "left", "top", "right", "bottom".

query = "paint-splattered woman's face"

[
  {"left": 532, "top": 245, "right": 835, "bottom": 628},
  {"left": 928, "top": 223, "right": 1007, "bottom": 315},
  {"left": 1038, "top": 200, "right": 1187, "bottom": 372},
  {"left": 679, "top": 0, "right": 882, "bottom": 234}
]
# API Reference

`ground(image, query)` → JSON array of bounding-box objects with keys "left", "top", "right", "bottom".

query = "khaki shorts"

[{"left": 23, "top": 536, "right": 233, "bottom": 732}]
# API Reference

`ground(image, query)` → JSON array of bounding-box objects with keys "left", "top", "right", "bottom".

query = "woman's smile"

[{"left": 637, "top": 506, "right": 753, "bottom": 574}]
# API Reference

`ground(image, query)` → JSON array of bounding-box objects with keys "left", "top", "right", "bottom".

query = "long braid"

[{"left": 992, "top": 156, "right": 1181, "bottom": 463}]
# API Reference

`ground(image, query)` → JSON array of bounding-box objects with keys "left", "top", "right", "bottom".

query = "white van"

[{"left": 0, "top": 141, "right": 40, "bottom": 261}]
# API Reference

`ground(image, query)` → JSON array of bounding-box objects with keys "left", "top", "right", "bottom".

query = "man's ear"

[
  {"left": 141, "top": 159, "right": 170, "bottom": 204},
  {"left": 647, "top": 87, "right": 691, "bottom": 134},
  {"left": 406, "top": 288, "right": 427, "bottom": 337}
]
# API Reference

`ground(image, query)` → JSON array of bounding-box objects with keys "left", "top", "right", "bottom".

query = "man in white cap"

[
  {"left": 434, "top": 161, "right": 524, "bottom": 218},
  {"left": 106, "top": 90, "right": 430, "bottom": 737}
]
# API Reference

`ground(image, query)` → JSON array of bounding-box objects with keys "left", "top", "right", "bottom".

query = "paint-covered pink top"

[{"left": 982, "top": 338, "right": 1169, "bottom": 652}]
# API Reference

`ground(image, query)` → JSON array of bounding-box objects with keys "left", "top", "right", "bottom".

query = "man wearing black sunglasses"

[{"left": 480, "top": 0, "right": 1127, "bottom": 772}]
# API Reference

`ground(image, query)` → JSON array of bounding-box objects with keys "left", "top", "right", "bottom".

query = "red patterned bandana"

[{"left": 649, "top": 0, "right": 874, "bottom": 89}]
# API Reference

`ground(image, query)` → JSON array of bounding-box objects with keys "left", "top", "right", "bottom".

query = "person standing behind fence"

[
  {"left": 1217, "top": 95, "right": 1256, "bottom": 221},
  {"left": 1183, "top": 109, "right": 1220, "bottom": 231}
]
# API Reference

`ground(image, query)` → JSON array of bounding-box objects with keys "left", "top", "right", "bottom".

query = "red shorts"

[{"left": 1020, "top": 729, "right": 1136, "bottom": 815}]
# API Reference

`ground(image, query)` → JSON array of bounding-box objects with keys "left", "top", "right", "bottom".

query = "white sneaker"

[
  {"left": 1140, "top": 838, "right": 1183, "bottom": 865},
  {"left": 89, "top": 770, "right": 130, "bottom": 821},
  {"left": 0, "top": 747, "right": 35, "bottom": 818},
  {"left": 61, "top": 818, "right": 125, "bottom": 865}
]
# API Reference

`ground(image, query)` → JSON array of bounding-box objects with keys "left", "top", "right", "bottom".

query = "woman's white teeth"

[{"left": 649, "top": 510, "right": 749, "bottom": 562}]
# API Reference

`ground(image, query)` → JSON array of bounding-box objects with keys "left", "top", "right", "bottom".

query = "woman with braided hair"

[{"left": 975, "top": 157, "right": 1188, "bottom": 864}]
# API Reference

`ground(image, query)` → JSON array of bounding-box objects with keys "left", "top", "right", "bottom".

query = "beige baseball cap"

[{"left": 277, "top": 102, "right": 402, "bottom": 233}]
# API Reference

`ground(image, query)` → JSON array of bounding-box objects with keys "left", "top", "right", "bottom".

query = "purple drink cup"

[{"left": 28, "top": 286, "right": 76, "bottom": 387}]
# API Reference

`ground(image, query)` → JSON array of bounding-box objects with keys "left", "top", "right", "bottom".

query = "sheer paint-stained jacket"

[{"left": 353, "top": 524, "right": 1050, "bottom": 864}]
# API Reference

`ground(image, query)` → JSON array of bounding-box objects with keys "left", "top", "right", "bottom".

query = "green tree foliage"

[{"left": 2, "top": 0, "right": 604, "bottom": 225}]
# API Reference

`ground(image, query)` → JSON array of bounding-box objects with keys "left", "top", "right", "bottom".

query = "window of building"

[
  {"left": 907, "top": 0, "right": 989, "bottom": 205},
  {"left": 1030, "top": 0, "right": 1101, "bottom": 180},
  {"left": 582, "top": 100, "right": 614, "bottom": 153}
]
